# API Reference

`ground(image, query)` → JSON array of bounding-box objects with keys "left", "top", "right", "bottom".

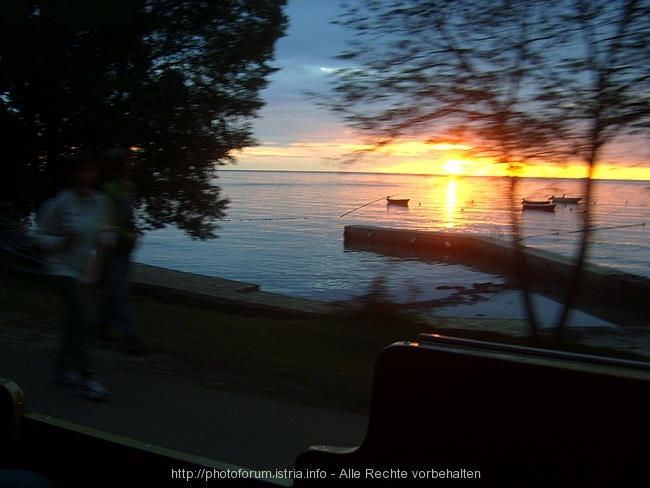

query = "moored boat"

[
  {"left": 522, "top": 199, "right": 552, "bottom": 205},
  {"left": 386, "top": 197, "right": 409, "bottom": 206},
  {"left": 550, "top": 195, "right": 582, "bottom": 204},
  {"left": 522, "top": 199, "right": 556, "bottom": 212}
]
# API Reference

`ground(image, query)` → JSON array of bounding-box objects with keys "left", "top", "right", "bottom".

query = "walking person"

[
  {"left": 32, "top": 152, "right": 114, "bottom": 401},
  {"left": 99, "top": 148, "right": 145, "bottom": 355}
]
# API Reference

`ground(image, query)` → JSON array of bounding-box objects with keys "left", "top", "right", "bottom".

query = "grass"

[
  {"left": 1, "top": 269, "right": 648, "bottom": 414},
  {"left": 0, "top": 270, "right": 429, "bottom": 413}
]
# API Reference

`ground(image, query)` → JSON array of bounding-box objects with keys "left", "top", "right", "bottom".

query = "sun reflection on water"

[{"left": 446, "top": 178, "right": 457, "bottom": 228}]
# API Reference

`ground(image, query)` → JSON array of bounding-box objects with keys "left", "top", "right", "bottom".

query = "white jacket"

[{"left": 32, "top": 189, "right": 116, "bottom": 283}]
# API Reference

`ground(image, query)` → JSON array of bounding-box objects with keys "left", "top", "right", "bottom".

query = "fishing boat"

[
  {"left": 522, "top": 200, "right": 556, "bottom": 212},
  {"left": 386, "top": 197, "right": 409, "bottom": 206},
  {"left": 550, "top": 195, "right": 582, "bottom": 204},
  {"left": 521, "top": 198, "right": 553, "bottom": 205}
]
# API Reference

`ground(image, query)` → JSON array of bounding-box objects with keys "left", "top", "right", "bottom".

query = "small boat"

[
  {"left": 522, "top": 200, "right": 556, "bottom": 212},
  {"left": 522, "top": 199, "right": 552, "bottom": 205},
  {"left": 550, "top": 195, "right": 582, "bottom": 204},
  {"left": 386, "top": 198, "right": 409, "bottom": 206}
]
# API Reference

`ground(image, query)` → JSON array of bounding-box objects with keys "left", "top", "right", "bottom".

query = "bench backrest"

[
  {"left": 295, "top": 334, "right": 650, "bottom": 486},
  {"left": 0, "top": 380, "right": 287, "bottom": 487},
  {"left": 17, "top": 413, "right": 289, "bottom": 487}
]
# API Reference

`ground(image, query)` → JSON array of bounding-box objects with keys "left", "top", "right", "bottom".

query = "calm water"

[{"left": 133, "top": 171, "right": 650, "bottom": 302}]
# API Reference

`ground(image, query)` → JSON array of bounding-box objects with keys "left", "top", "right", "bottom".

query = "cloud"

[
  {"left": 240, "top": 1, "right": 354, "bottom": 161},
  {"left": 237, "top": 1, "right": 650, "bottom": 180}
]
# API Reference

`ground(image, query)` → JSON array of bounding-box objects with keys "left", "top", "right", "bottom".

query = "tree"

[
  {"left": 0, "top": 0, "right": 288, "bottom": 238},
  {"left": 536, "top": 0, "right": 650, "bottom": 335},
  {"left": 326, "top": 0, "right": 650, "bottom": 334}
]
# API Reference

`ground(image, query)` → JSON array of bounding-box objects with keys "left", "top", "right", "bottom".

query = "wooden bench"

[
  {"left": 295, "top": 334, "right": 650, "bottom": 486},
  {"left": 3, "top": 335, "right": 649, "bottom": 486},
  {"left": 0, "top": 379, "right": 288, "bottom": 487},
  {"left": 0, "top": 378, "right": 25, "bottom": 469}
]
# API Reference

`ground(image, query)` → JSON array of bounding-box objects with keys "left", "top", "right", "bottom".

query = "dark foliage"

[
  {"left": 0, "top": 0, "right": 287, "bottom": 238},
  {"left": 326, "top": 0, "right": 650, "bottom": 333}
]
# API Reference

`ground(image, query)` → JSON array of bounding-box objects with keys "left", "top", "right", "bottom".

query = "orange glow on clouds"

[
  {"left": 235, "top": 138, "right": 650, "bottom": 180},
  {"left": 375, "top": 141, "right": 471, "bottom": 157}
]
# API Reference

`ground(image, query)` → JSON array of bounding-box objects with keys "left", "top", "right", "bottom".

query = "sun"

[{"left": 443, "top": 159, "right": 465, "bottom": 175}]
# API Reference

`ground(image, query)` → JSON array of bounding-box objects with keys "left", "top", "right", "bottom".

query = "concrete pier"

[{"left": 344, "top": 225, "right": 650, "bottom": 315}]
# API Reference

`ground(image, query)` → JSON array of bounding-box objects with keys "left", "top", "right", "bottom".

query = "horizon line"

[{"left": 218, "top": 168, "right": 650, "bottom": 183}]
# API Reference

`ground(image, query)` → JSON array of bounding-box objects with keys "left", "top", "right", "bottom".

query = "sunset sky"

[{"left": 233, "top": 0, "right": 650, "bottom": 181}]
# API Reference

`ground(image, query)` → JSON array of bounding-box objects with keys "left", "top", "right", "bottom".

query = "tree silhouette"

[
  {"left": 0, "top": 0, "right": 287, "bottom": 239},
  {"left": 326, "top": 0, "right": 650, "bottom": 334}
]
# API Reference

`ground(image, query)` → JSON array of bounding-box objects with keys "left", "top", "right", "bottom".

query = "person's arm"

[{"left": 31, "top": 195, "right": 70, "bottom": 251}]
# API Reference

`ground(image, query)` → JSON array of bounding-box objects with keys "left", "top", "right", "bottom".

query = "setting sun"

[
  {"left": 236, "top": 135, "right": 650, "bottom": 181},
  {"left": 443, "top": 159, "right": 465, "bottom": 175}
]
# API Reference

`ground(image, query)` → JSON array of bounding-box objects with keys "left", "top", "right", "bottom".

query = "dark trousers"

[
  {"left": 55, "top": 276, "right": 93, "bottom": 379},
  {"left": 100, "top": 251, "right": 135, "bottom": 339}
]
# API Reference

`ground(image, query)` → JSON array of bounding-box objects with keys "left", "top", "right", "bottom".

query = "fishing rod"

[
  {"left": 218, "top": 195, "right": 397, "bottom": 223},
  {"left": 565, "top": 222, "right": 646, "bottom": 234},
  {"left": 218, "top": 195, "right": 395, "bottom": 222},
  {"left": 514, "top": 222, "right": 646, "bottom": 241},
  {"left": 339, "top": 195, "right": 394, "bottom": 218},
  {"left": 222, "top": 216, "right": 337, "bottom": 223}
]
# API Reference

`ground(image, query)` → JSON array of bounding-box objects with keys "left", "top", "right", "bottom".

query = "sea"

[{"left": 133, "top": 171, "right": 650, "bottom": 304}]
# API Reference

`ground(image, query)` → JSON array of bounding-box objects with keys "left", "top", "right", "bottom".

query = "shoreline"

[
  {"left": 128, "top": 262, "right": 650, "bottom": 360},
  {"left": 1, "top": 263, "right": 649, "bottom": 418},
  {"left": 131, "top": 262, "right": 339, "bottom": 318}
]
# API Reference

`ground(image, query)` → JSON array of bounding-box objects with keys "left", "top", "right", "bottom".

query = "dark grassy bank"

[
  {"left": 1, "top": 270, "right": 648, "bottom": 414},
  {"left": 1, "top": 270, "right": 425, "bottom": 412}
]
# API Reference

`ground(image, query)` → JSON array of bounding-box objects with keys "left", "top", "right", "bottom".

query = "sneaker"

[
  {"left": 78, "top": 378, "right": 110, "bottom": 401},
  {"left": 55, "top": 369, "right": 82, "bottom": 388}
]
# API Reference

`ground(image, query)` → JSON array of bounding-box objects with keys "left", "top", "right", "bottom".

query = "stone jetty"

[{"left": 344, "top": 225, "right": 650, "bottom": 316}]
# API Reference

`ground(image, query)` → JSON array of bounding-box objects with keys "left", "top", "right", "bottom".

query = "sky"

[
  {"left": 234, "top": 1, "right": 362, "bottom": 172},
  {"left": 233, "top": 0, "right": 650, "bottom": 181}
]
